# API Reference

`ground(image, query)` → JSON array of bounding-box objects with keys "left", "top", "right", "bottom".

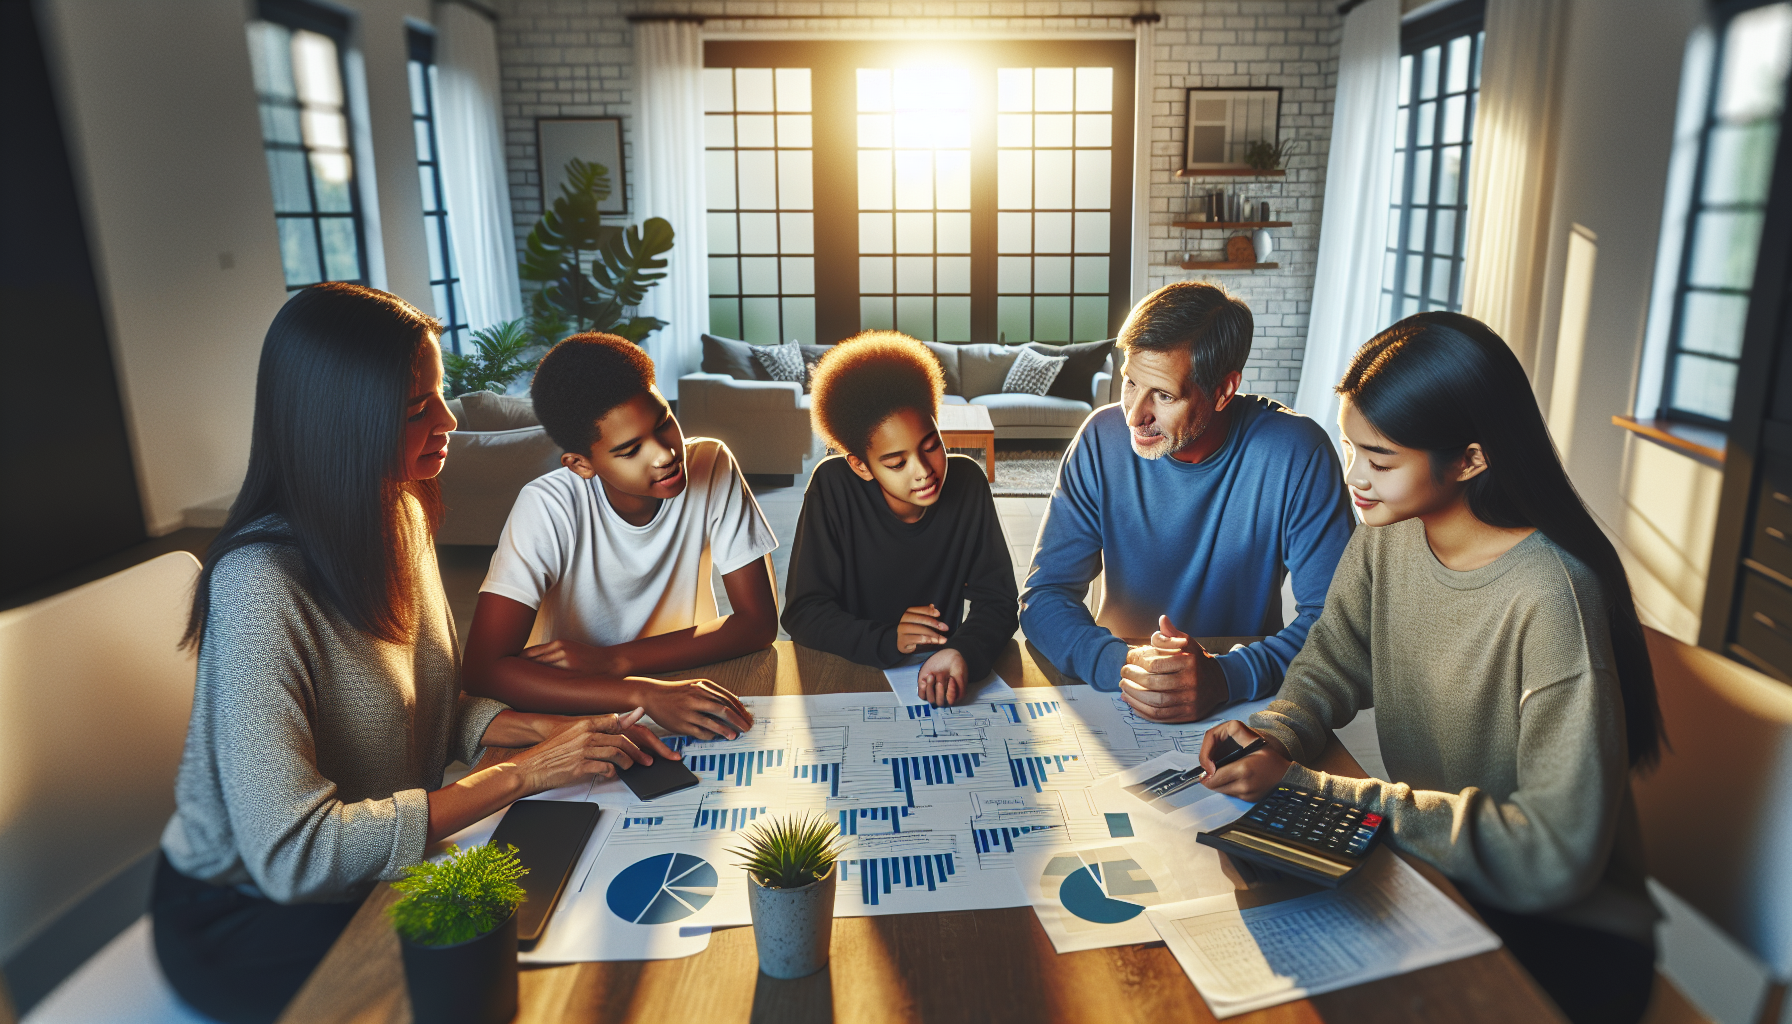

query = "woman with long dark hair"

[
  {"left": 1200, "top": 312, "right": 1662, "bottom": 1024},
  {"left": 153, "top": 283, "right": 677, "bottom": 1024}
]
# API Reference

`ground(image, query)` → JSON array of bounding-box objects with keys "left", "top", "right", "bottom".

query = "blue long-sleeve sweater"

[{"left": 1020, "top": 396, "right": 1355, "bottom": 701}]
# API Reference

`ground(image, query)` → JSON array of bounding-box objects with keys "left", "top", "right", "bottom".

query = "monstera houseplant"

[
  {"left": 443, "top": 318, "right": 536, "bottom": 397},
  {"left": 389, "top": 843, "right": 528, "bottom": 1024},
  {"left": 519, "top": 157, "right": 675, "bottom": 345},
  {"left": 730, "top": 813, "right": 842, "bottom": 979}
]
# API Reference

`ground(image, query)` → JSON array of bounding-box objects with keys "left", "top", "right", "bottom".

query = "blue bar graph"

[
  {"left": 905, "top": 705, "right": 933, "bottom": 719},
  {"left": 840, "top": 853, "right": 959, "bottom": 905},
  {"left": 620, "top": 815, "right": 664, "bottom": 829},
  {"left": 994, "top": 700, "right": 1062, "bottom": 724},
  {"left": 692, "top": 805, "right": 767, "bottom": 831},
  {"left": 838, "top": 805, "right": 913, "bottom": 836},
  {"left": 882, "top": 752, "right": 983, "bottom": 804},
  {"left": 1009, "top": 753, "right": 1081, "bottom": 791},
  {"left": 683, "top": 748, "right": 785, "bottom": 786},
  {"left": 971, "top": 824, "right": 1060, "bottom": 853},
  {"left": 794, "top": 762, "right": 841, "bottom": 797}
]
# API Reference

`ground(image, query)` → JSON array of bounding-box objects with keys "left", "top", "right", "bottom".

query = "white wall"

[
  {"left": 1527, "top": 0, "right": 1717, "bottom": 644},
  {"left": 39, "top": 0, "right": 441, "bottom": 535}
]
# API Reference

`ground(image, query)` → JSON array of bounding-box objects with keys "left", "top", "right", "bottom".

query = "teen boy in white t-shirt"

[{"left": 462, "top": 333, "right": 778, "bottom": 739}]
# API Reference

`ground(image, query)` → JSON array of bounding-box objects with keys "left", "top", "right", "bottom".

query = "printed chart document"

[
  {"left": 1145, "top": 850, "right": 1501, "bottom": 1018},
  {"left": 882, "top": 658, "right": 1017, "bottom": 706}
]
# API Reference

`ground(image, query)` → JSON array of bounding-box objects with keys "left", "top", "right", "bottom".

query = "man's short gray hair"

[{"left": 1116, "top": 281, "right": 1254, "bottom": 396}]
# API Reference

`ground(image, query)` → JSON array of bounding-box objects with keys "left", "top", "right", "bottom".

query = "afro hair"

[
  {"left": 530, "top": 332, "right": 658, "bottom": 455},
  {"left": 808, "top": 331, "right": 945, "bottom": 458}
]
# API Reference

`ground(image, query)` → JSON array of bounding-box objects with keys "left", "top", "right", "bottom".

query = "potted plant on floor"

[
  {"left": 388, "top": 843, "right": 529, "bottom": 1024},
  {"left": 730, "top": 814, "right": 843, "bottom": 979}
]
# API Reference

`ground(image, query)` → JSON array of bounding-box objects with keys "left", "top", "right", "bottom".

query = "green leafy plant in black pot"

[
  {"left": 389, "top": 843, "right": 528, "bottom": 1024},
  {"left": 1243, "top": 138, "right": 1293, "bottom": 172},
  {"left": 519, "top": 158, "right": 675, "bottom": 345}
]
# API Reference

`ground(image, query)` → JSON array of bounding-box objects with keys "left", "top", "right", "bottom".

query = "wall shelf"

[
  {"left": 1181, "top": 260, "right": 1279, "bottom": 270},
  {"left": 1172, "top": 220, "right": 1293, "bottom": 230},
  {"left": 1175, "top": 168, "right": 1287, "bottom": 178}
]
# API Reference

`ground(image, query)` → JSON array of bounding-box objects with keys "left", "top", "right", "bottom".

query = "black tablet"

[
  {"left": 620, "top": 755, "right": 702, "bottom": 801},
  {"left": 488, "top": 800, "right": 602, "bottom": 949}
]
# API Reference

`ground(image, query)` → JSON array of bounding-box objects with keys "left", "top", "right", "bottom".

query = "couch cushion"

[
  {"left": 456, "top": 390, "right": 539, "bottom": 432},
  {"left": 800, "top": 344, "right": 831, "bottom": 393},
  {"left": 1028, "top": 338, "right": 1116, "bottom": 402},
  {"left": 957, "top": 344, "right": 1020, "bottom": 398},
  {"left": 969, "top": 392, "right": 1094, "bottom": 428},
  {"left": 921, "top": 342, "right": 964, "bottom": 396},
  {"left": 701, "top": 333, "right": 771, "bottom": 381},
  {"left": 1003, "top": 346, "right": 1068, "bottom": 396}
]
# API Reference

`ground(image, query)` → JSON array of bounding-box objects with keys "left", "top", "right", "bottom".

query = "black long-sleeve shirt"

[{"left": 782, "top": 454, "right": 1018, "bottom": 681}]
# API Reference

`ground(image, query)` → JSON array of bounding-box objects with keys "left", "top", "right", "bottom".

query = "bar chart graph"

[
  {"left": 683, "top": 748, "right": 785, "bottom": 786},
  {"left": 837, "top": 804, "right": 914, "bottom": 835},
  {"left": 1006, "top": 738, "right": 1088, "bottom": 791},
  {"left": 885, "top": 752, "right": 984, "bottom": 804},
  {"left": 692, "top": 804, "right": 768, "bottom": 831},
  {"left": 972, "top": 824, "right": 1060, "bottom": 853},
  {"left": 619, "top": 815, "right": 666, "bottom": 830},
  {"left": 794, "top": 761, "right": 841, "bottom": 796}
]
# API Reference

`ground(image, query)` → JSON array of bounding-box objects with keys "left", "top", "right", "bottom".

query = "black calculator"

[{"left": 1195, "top": 785, "right": 1385, "bottom": 888}]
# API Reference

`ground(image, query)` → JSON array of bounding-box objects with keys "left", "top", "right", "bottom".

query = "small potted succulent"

[
  {"left": 730, "top": 814, "right": 843, "bottom": 979},
  {"left": 388, "top": 843, "right": 528, "bottom": 1024}
]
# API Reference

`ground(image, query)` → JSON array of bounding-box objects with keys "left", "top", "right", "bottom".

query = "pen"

[{"left": 1142, "top": 736, "right": 1270, "bottom": 800}]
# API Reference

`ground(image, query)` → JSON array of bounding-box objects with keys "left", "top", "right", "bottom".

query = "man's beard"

[{"left": 1130, "top": 411, "right": 1210, "bottom": 460}]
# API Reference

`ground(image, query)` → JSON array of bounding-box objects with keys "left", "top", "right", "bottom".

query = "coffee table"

[{"left": 939, "top": 403, "right": 996, "bottom": 482}]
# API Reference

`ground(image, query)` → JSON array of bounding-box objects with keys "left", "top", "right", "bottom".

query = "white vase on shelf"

[{"left": 1252, "top": 228, "right": 1275, "bottom": 263}]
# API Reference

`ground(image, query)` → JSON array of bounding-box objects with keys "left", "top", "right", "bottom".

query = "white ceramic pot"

[
  {"left": 746, "top": 866, "right": 837, "bottom": 979},
  {"left": 1253, "top": 228, "right": 1275, "bottom": 263}
]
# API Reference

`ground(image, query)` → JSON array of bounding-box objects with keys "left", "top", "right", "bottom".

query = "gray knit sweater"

[
  {"left": 161, "top": 521, "right": 507, "bottom": 903},
  {"left": 1249, "top": 519, "right": 1657, "bottom": 942}
]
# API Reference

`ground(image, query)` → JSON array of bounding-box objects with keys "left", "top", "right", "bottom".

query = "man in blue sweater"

[{"left": 1021, "top": 281, "right": 1354, "bottom": 722}]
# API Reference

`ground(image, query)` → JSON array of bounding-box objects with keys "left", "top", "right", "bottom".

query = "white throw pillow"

[
  {"left": 1001, "top": 345, "right": 1067, "bottom": 396},
  {"left": 752, "top": 340, "right": 806, "bottom": 384}
]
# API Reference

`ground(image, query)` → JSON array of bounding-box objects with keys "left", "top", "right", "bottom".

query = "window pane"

[
  {"left": 897, "top": 296, "right": 934, "bottom": 339},
  {"left": 292, "top": 31, "right": 342, "bottom": 105},
  {"left": 781, "top": 257, "right": 815, "bottom": 294},
  {"left": 705, "top": 151, "right": 737, "bottom": 209},
  {"left": 247, "top": 22, "right": 296, "bottom": 98},
  {"left": 1688, "top": 210, "right": 1766, "bottom": 288},
  {"left": 858, "top": 114, "right": 891, "bottom": 148},
  {"left": 311, "top": 154, "right": 353, "bottom": 212},
  {"left": 277, "top": 218, "right": 321, "bottom": 285},
  {"left": 998, "top": 257, "right": 1030, "bottom": 292},
  {"left": 319, "top": 217, "right": 359, "bottom": 280},
  {"left": 1035, "top": 256, "right": 1071, "bottom": 293},
  {"left": 736, "top": 68, "right": 775, "bottom": 112},
  {"left": 1035, "top": 150, "right": 1073, "bottom": 208},
  {"left": 1419, "top": 45, "right": 1440, "bottom": 100},
  {"left": 738, "top": 150, "right": 777, "bottom": 208},
  {"left": 1076, "top": 114, "right": 1112, "bottom": 148},
  {"left": 997, "top": 296, "right": 1031, "bottom": 343},
  {"left": 739, "top": 212, "right": 779, "bottom": 253},
  {"left": 413, "top": 119, "right": 432, "bottom": 163},
  {"left": 1716, "top": 4, "right": 1792, "bottom": 122},
  {"left": 1035, "top": 114, "right": 1073, "bottom": 147},
  {"left": 703, "top": 68, "right": 734, "bottom": 112},
  {"left": 1073, "top": 295, "right": 1109, "bottom": 340},
  {"left": 710, "top": 298, "right": 740, "bottom": 338},
  {"left": 1670, "top": 353, "right": 1739, "bottom": 419},
  {"left": 418, "top": 166, "right": 438, "bottom": 214},
  {"left": 937, "top": 151, "right": 971, "bottom": 209},
  {"left": 267, "top": 150, "right": 312, "bottom": 212},
  {"left": 896, "top": 256, "right": 933, "bottom": 293},
  {"left": 861, "top": 296, "right": 894, "bottom": 330},
  {"left": 998, "top": 212, "right": 1031, "bottom": 253},
  {"left": 1430, "top": 257, "right": 1454, "bottom": 302},
  {"left": 1074, "top": 150, "right": 1111, "bottom": 209},
  {"left": 1076, "top": 67, "right": 1113, "bottom": 111},
  {"left": 1036, "top": 68, "right": 1074, "bottom": 111},
  {"left": 1034, "top": 296, "right": 1071, "bottom": 341},
  {"left": 1074, "top": 255, "right": 1109, "bottom": 293},
  {"left": 1442, "top": 95, "right": 1466, "bottom": 144},
  {"left": 425, "top": 218, "right": 444, "bottom": 279},
  {"left": 998, "top": 114, "right": 1032, "bottom": 147},
  {"left": 1074, "top": 211, "right": 1109, "bottom": 253},
  {"left": 1439, "top": 146, "right": 1464, "bottom": 204},
  {"left": 1447, "top": 35, "right": 1472, "bottom": 93},
  {"left": 262, "top": 102, "right": 302, "bottom": 144},
  {"left": 775, "top": 68, "right": 811, "bottom": 112},
  {"left": 998, "top": 68, "right": 1032, "bottom": 111},
  {"left": 740, "top": 256, "right": 779, "bottom": 294},
  {"left": 1407, "top": 208, "right": 1429, "bottom": 253},
  {"left": 1412, "top": 149, "right": 1433, "bottom": 204},
  {"left": 1679, "top": 290, "right": 1752, "bottom": 358},
  {"left": 1704, "top": 122, "right": 1780, "bottom": 204},
  {"left": 896, "top": 212, "right": 933, "bottom": 253},
  {"left": 741, "top": 297, "right": 780, "bottom": 344},
  {"left": 780, "top": 212, "right": 814, "bottom": 254},
  {"left": 937, "top": 212, "right": 971, "bottom": 253},
  {"left": 998, "top": 150, "right": 1032, "bottom": 208},
  {"left": 938, "top": 256, "right": 971, "bottom": 293},
  {"left": 1405, "top": 254, "right": 1423, "bottom": 297},
  {"left": 709, "top": 257, "right": 739, "bottom": 295},
  {"left": 1433, "top": 209, "right": 1457, "bottom": 256},
  {"left": 894, "top": 150, "right": 933, "bottom": 209},
  {"left": 860, "top": 212, "right": 893, "bottom": 253},
  {"left": 937, "top": 297, "right": 971, "bottom": 342},
  {"left": 782, "top": 297, "right": 816, "bottom": 342},
  {"left": 1416, "top": 101, "right": 1435, "bottom": 146},
  {"left": 1399, "top": 54, "right": 1413, "bottom": 102},
  {"left": 737, "top": 115, "right": 775, "bottom": 147},
  {"left": 432, "top": 283, "right": 449, "bottom": 324},
  {"left": 858, "top": 69, "right": 891, "bottom": 112},
  {"left": 777, "top": 114, "right": 812, "bottom": 148},
  {"left": 708, "top": 212, "right": 738, "bottom": 254},
  {"left": 1036, "top": 212, "right": 1072, "bottom": 252},
  {"left": 860, "top": 257, "right": 893, "bottom": 293},
  {"left": 778, "top": 150, "right": 813, "bottom": 209},
  {"left": 1394, "top": 106, "right": 1408, "bottom": 147}
]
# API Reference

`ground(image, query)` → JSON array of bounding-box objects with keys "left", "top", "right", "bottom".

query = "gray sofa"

[
  {"left": 678, "top": 338, "right": 1120, "bottom": 477},
  {"left": 435, "top": 391, "right": 561, "bottom": 546}
]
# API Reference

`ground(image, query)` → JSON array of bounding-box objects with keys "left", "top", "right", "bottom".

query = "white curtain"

[
  {"left": 1293, "top": 0, "right": 1401, "bottom": 444},
  {"left": 435, "top": 2, "right": 522, "bottom": 333},
  {"left": 1460, "top": 0, "right": 1569, "bottom": 368},
  {"left": 633, "top": 20, "right": 710, "bottom": 399}
]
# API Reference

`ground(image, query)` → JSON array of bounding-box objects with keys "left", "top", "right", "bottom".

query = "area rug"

[{"left": 949, "top": 448, "right": 1064, "bottom": 497}]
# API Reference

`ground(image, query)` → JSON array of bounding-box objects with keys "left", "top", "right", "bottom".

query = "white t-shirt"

[{"left": 481, "top": 438, "right": 777, "bottom": 648}]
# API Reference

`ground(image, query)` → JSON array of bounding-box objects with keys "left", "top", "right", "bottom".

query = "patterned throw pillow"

[
  {"left": 1001, "top": 345, "right": 1067, "bottom": 396},
  {"left": 752, "top": 340, "right": 806, "bottom": 384}
]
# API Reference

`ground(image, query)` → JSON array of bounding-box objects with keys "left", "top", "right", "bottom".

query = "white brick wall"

[{"left": 493, "top": 0, "right": 1342, "bottom": 406}]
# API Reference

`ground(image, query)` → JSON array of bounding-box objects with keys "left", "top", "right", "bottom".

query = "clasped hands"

[
  {"left": 520, "top": 638, "right": 753, "bottom": 741},
  {"left": 1119, "top": 615, "right": 1230, "bottom": 723},
  {"left": 897, "top": 603, "right": 968, "bottom": 707}
]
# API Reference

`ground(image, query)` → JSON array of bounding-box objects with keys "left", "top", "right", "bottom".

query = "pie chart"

[
  {"left": 1057, "top": 863, "right": 1144, "bottom": 924},
  {"left": 606, "top": 853, "right": 718, "bottom": 924}
]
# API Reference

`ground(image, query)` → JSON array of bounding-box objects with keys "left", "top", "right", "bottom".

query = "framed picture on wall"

[
  {"left": 1183, "top": 88, "right": 1281, "bottom": 172},
  {"left": 536, "top": 117, "right": 626, "bottom": 214}
]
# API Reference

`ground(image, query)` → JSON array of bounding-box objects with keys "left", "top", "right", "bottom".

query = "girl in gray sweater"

[
  {"left": 153, "top": 284, "right": 679, "bottom": 1024},
  {"left": 1199, "top": 313, "right": 1663, "bottom": 1024}
]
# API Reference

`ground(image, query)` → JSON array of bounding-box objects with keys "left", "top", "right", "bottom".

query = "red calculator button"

[{"left": 1362, "top": 814, "right": 1383, "bottom": 827}]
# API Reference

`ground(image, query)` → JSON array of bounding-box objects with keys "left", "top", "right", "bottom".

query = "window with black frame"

[
  {"left": 245, "top": 0, "right": 368, "bottom": 292},
  {"left": 407, "top": 28, "right": 468, "bottom": 354},
  {"left": 1659, "top": 1, "right": 1792, "bottom": 426},
  {"left": 1380, "top": 1, "right": 1484, "bottom": 328}
]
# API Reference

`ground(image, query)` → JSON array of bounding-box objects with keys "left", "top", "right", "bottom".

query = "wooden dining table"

[{"left": 280, "top": 639, "right": 1565, "bottom": 1024}]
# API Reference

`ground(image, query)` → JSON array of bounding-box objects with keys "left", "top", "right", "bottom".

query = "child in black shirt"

[{"left": 782, "top": 332, "right": 1018, "bottom": 705}]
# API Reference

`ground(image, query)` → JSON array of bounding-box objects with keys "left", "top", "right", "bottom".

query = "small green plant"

[
  {"left": 518, "top": 157, "right": 674, "bottom": 344},
  {"left": 388, "top": 843, "right": 528, "bottom": 947},
  {"left": 729, "top": 813, "right": 842, "bottom": 889},
  {"left": 1243, "top": 138, "right": 1293, "bottom": 171},
  {"left": 443, "top": 318, "right": 536, "bottom": 397}
]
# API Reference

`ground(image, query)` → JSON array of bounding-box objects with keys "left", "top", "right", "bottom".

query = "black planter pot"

[{"left": 398, "top": 910, "right": 519, "bottom": 1024}]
